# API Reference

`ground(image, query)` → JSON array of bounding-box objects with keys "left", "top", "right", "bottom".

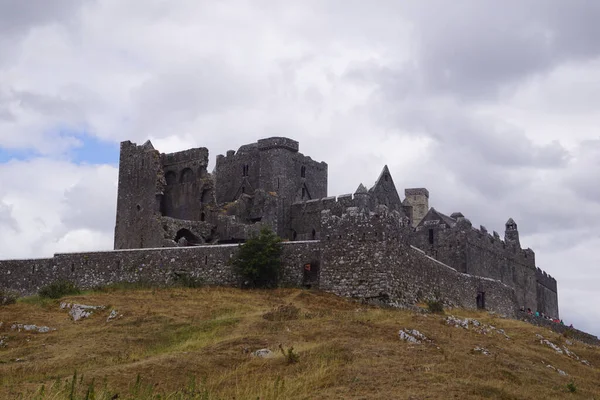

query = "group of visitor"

[{"left": 519, "top": 306, "right": 574, "bottom": 329}]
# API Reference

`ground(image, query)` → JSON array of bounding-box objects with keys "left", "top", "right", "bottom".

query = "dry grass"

[{"left": 1, "top": 287, "right": 599, "bottom": 399}]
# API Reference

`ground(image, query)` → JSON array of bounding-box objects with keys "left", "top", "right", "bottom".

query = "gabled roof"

[
  {"left": 355, "top": 183, "right": 368, "bottom": 194},
  {"left": 417, "top": 207, "right": 457, "bottom": 228},
  {"left": 368, "top": 165, "right": 392, "bottom": 193},
  {"left": 437, "top": 210, "right": 458, "bottom": 227},
  {"left": 367, "top": 165, "right": 403, "bottom": 212}
]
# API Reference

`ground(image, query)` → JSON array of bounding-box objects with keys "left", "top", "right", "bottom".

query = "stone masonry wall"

[
  {"left": 0, "top": 242, "right": 321, "bottom": 296},
  {"left": 412, "top": 217, "right": 540, "bottom": 314},
  {"left": 319, "top": 208, "right": 518, "bottom": 317},
  {"left": 114, "top": 141, "right": 165, "bottom": 250},
  {"left": 519, "top": 313, "right": 597, "bottom": 345},
  {"left": 161, "top": 147, "right": 212, "bottom": 221}
]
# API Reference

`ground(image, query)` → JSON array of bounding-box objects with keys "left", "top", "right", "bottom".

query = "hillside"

[{"left": 1, "top": 287, "right": 599, "bottom": 399}]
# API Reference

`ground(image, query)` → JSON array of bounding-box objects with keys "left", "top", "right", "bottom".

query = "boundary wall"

[{"left": 0, "top": 242, "right": 320, "bottom": 296}]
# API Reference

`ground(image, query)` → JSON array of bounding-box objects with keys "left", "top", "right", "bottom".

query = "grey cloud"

[
  {"left": 563, "top": 140, "right": 600, "bottom": 204},
  {"left": 403, "top": 1, "right": 600, "bottom": 99},
  {"left": 129, "top": 62, "right": 259, "bottom": 140},
  {"left": 0, "top": 0, "right": 86, "bottom": 35},
  {"left": 61, "top": 169, "right": 117, "bottom": 233}
]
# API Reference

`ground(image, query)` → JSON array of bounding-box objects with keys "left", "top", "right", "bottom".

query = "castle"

[{"left": 0, "top": 137, "right": 559, "bottom": 319}]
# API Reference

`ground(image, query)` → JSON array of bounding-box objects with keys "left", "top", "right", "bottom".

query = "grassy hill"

[{"left": 1, "top": 286, "right": 599, "bottom": 399}]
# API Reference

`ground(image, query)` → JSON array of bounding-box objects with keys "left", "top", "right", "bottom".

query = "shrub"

[
  {"left": 0, "top": 288, "right": 19, "bottom": 306},
  {"left": 232, "top": 227, "right": 283, "bottom": 288},
  {"left": 567, "top": 381, "right": 577, "bottom": 393},
  {"left": 426, "top": 299, "right": 444, "bottom": 314},
  {"left": 279, "top": 344, "right": 300, "bottom": 364},
  {"left": 38, "top": 281, "right": 81, "bottom": 299}
]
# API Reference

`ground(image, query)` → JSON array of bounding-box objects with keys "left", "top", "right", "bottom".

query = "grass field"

[{"left": 1, "top": 286, "right": 599, "bottom": 399}]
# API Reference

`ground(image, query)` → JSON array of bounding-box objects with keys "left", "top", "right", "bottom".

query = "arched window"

[
  {"left": 180, "top": 168, "right": 194, "bottom": 183},
  {"left": 200, "top": 212, "right": 205, "bottom": 222}
]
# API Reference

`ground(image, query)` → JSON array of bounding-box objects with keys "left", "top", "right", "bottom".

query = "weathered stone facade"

[
  {"left": 410, "top": 208, "right": 558, "bottom": 318},
  {"left": 0, "top": 136, "right": 559, "bottom": 320}
]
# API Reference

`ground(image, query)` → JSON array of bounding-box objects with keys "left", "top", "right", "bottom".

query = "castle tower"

[
  {"left": 404, "top": 188, "right": 429, "bottom": 227},
  {"left": 504, "top": 218, "right": 521, "bottom": 248},
  {"left": 114, "top": 140, "right": 166, "bottom": 250}
]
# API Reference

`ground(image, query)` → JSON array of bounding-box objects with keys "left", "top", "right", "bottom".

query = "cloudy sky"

[{"left": 1, "top": 1, "right": 599, "bottom": 334}]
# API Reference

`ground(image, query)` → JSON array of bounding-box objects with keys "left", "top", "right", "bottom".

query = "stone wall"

[
  {"left": 0, "top": 242, "right": 321, "bottom": 296},
  {"left": 411, "top": 215, "right": 545, "bottom": 315},
  {"left": 161, "top": 147, "right": 212, "bottom": 221},
  {"left": 519, "top": 313, "right": 598, "bottom": 346},
  {"left": 319, "top": 208, "right": 518, "bottom": 317},
  {"left": 114, "top": 141, "right": 166, "bottom": 250}
]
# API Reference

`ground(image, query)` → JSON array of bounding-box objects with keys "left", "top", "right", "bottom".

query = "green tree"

[{"left": 233, "top": 227, "right": 283, "bottom": 288}]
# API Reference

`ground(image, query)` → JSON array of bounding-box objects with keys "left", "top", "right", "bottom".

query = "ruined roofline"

[
  {"left": 258, "top": 137, "right": 299, "bottom": 152},
  {"left": 405, "top": 188, "right": 430, "bottom": 198},
  {"left": 216, "top": 136, "right": 327, "bottom": 167}
]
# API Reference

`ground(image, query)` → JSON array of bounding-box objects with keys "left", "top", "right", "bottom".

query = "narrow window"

[
  {"left": 301, "top": 166, "right": 306, "bottom": 178},
  {"left": 428, "top": 229, "right": 434, "bottom": 245},
  {"left": 200, "top": 212, "right": 205, "bottom": 221},
  {"left": 302, "top": 187, "right": 306, "bottom": 198},
  {"left": 205, "top": 255, "right": 208, "bottom": 265},
  {"left": 241, "top": 186, "right": 245, "bottom": 194},
  {"left": 312, "top": 229, "right": 316, "bottom": 240}
]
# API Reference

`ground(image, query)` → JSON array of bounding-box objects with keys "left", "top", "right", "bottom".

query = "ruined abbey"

[{"left": 0, "top": 137, "right": 559, "bottom": 319}]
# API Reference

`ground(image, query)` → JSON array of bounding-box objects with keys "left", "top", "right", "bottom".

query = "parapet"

[
  {"left": 257, "top": 137, "right": 299, "bottom": 152},
  {"left": 405, "top": 188, "right": 430, "bottom": 198},
  {"left": 536, "top": 267, "right": 557, "bottom": 292},
  {"left": 162, "top": 147, "right": 209, "bottom": 167}
]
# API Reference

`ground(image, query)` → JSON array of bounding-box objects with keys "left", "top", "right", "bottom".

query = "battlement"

[
  {"left": 536, "top": 267, "right": 558, "bottom": 292},
  {"left": 466, "top": 224, "right": 535, "bottom": 267},
  {"left": 257, "top": 137, "right": 299, "bottom": 152},
  {"left": 291, "top": 192, "right": 369, "bottom": 215}
]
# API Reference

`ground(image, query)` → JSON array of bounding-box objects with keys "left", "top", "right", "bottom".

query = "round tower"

[{"left": 504, "top": 217, "right": 521, "bottom": 248}]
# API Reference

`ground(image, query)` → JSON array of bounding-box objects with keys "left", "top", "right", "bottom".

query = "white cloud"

[{"left": 0, "top": 158, "right": 116, "bottom": 259}]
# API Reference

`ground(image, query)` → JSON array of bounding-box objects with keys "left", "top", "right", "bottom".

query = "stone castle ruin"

[{"left": 0, "top": 137, "right": 558, "bottom": 319}]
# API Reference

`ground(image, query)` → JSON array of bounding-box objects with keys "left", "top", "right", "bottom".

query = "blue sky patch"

[
  {"left": 0, "top": 148, "right": 38, "bottom": 163},
  {"left": 0, "top": 132, "right": 119, "bottom": 166},
  {"left": 69, "top": 135, "right": 119, "bottom": 165}
]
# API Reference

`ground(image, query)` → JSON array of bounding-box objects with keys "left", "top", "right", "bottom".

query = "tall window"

[
  {"left": 242, "top": 164, "right": 249, "bottom": 177},
  {"left": 428, "top": 229, "right": 434, "bottom": 245},
  {"left": 301, "top": 166, "right": 306, "bottom": 178}
]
